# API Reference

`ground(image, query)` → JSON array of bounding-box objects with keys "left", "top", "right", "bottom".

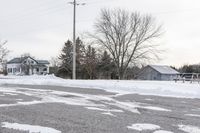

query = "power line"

[
  {"left": 0, "top": 8, "right": 68, "bottom": 27},
  {"left": 1, "top": 16, "right": 93, "bottom": 38},
  {"left": 2, "top": 0, "right": 200, "bottom": 24},
  {"left": 86, "top": 0, "right": 116, "bottom": 5},
  {"left": 0, "top": 0, "right": 99, "bottom": 26},
  {"left": 2, "top": 0, "right": 200, "bottom": 39},
  {"left": 0, "top": 3, "right": 68, "bottom": 23},
  {"left": 153, "top": 8, "right": 200, "bottom": 15},
  {"left": 0, "top": 0, "right": 59, "bottom": 18},
  {"left": 0, "top": 0, "right": 116, "bottom": 23}
]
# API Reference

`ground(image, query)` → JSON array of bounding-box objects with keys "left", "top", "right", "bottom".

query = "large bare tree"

[
  {"left": 83, "top": 45, "right": 98, "bottom": 79},
  {"left": 91, "top": 9, "right": 163, "bottom": 79},
  {"left": 0, "top": 40, "right": 9, "bottom": 70}
]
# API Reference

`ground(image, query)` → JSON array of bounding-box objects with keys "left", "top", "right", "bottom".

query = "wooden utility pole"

[{"left": 69, "top": 0, "right": 85, "bottom": 79}]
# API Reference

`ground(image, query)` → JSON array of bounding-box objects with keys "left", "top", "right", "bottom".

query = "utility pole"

[
  {"left": 72, "top": 0, "right": 76, "bottom": 80},
  {"left": 69, "top": 0, "right": 85, "bottom": 80}
]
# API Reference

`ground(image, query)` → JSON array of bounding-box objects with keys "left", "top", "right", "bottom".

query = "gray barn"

[{"left": 138, "top": 65, "right": 179, "bottom": 81}]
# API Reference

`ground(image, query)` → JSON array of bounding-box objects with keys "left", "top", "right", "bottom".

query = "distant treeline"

[{"left": 177, "top": 65, "right": 200, "bottom": 73}]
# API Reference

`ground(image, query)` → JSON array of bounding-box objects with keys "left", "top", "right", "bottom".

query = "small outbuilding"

[{"left": 137, "top": 65, "right": 179, "bottom": 81}]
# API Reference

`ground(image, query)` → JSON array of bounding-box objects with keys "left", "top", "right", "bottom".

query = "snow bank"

[
  {"left": 185, "top": 114, "right": 200, "bottom": 117},
  {"left": 153, "top": 130, "right": 173, "bottom": 133},
  {"left": 127, "top": 123, "right": 160, "bottom": 131},
  {"left": 178, "top": 125, "right": 200, "bottom": 133},
  {"left": 0, "top": 75, "right": 200, "bottom": 98},
  {"left": 2, "top": 122, "right": 61, "bottom": 133}
]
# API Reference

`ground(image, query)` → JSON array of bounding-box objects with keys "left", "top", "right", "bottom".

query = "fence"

[{"left": 174, "top": 73, "right": 200, "bottom": 83}]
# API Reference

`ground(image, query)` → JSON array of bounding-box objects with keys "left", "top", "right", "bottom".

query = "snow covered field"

[
  {"left": 0, "top": 75, "right": 200, "bottom": 133},
  {"left": 0, "top": 75, "right": 200, "bottom": 99}
]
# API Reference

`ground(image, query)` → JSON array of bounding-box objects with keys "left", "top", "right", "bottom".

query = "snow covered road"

[{"left": 0, "top": 84, "right": 200, "bottom": 133}]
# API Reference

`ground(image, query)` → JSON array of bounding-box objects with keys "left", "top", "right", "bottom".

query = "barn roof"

[{"left": 149, "top": 65, "right": 179, "bottom": 74}]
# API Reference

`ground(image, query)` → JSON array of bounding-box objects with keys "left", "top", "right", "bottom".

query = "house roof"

[
  {"left": 37, "top": 60, "right": 50, "bottom": 65},
  {"left": 7, "top": 57, "right": 27, "bottom": 64},
  {"left": 7, "top": 57, "right": 49, "bottom": 65},
  {"left": 149, "top": 65, "right": 179, "bottom": 74}
]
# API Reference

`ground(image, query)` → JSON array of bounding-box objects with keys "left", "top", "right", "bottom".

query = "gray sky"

[{"left": 0, "top": 0, "right": 200, "bottom": 67}]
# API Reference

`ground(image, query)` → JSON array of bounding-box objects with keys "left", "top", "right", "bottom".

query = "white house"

[
  {"left": 7, "top": 56, "right": 50, "bottom": 75},
  {"left": 137, "top": 65, "right": 180, "bottom": 81}
]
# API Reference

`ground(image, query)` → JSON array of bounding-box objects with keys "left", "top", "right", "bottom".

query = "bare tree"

[
  {"left": 83, "top": 45, "right": 98, "bottom": 79},
  {"left": 90, "top": 9, "right": 163, "bottom": 79},
  {"left": 20, "top": 53, "right": 35, "bottom": 75},
  {"left": 0, "top": 40, "right": 9, "bottom": 62},
  {"left": 0, "top": 40, "right": 9, "bottom": 72},
  {"left": 50, "top": 57, "right": 61, "bottom": 68}
]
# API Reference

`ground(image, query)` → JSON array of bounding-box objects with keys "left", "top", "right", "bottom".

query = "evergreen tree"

[
  {"left": 58, "top": 38, "right": 85, "bottom": 78},
  {"left": 97, "top": 51, "right": 115, "bottom": 79},
  {"left": 57, "top": 40, "right": 72, "bottom": 78}
]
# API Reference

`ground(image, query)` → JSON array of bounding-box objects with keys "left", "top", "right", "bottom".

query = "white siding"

[
  {"left": 7, "top": 64, "right": 22, "bottom": 75},
  {"left": 7, "top": 57, "right": 50, "bottom": 75}
]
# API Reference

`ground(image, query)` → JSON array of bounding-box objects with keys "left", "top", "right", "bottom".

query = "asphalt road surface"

[{"left": 0, "top": 84, "right": 200, "bottom": 133}]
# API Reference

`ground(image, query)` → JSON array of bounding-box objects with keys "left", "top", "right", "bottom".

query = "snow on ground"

[
  {"left": 127, "top": 124, "right": 174, "bottom": 132},
  {"left": 145, "top": 98, "right": 154, "bottom": 101},
  {"left": 0, "top": 87, "right": 170, "bottom": 115},
  {"left": 185, "top": 114, "right": 200, "bottom": 117},
  {"left": 3, "top": 92, "right": 18, "bottom": 96},
  {"left": 16, "top": 99, "right": 23, "bottom": 101},
  {"left": 178, "top": 125, "right": 200, "bottom": 133},
  {"left": 0, "top": 75, "right": 200, "bottom": 98},
  {"left": 2, "top": 122, "right": 61, "bottom": 133},
  {"left": 85, "top": 107, "right": 124, "bottom": 113},
  {"left": 142, "top": 106, "right": 171, "bottom": 112},
  {"left": 153, "top": 130, "right": 174, "bottom": 133},
  {"left": 101, "top": 112, "right": 116, "bottom": 117},
  {"left": 127, "top": 123, "right": 161, "bottom": 131},
  {"left": 0, "top": 100, "right": 43, "bottom": 107},
  {"left": 192, "top": 108, "right": 200, "bottom": 111},
  {"left": 1, "top": 75, "right": 200, "bottom": 132}
]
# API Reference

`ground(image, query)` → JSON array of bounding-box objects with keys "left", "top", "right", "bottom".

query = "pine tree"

[
  {"left": 98, "top": 51, "right": 116, "bottom": 79},
  {"left": 59, "top": 40, "right": 73, "bottom": 74},
  {"left": 58, "top": 38, "right": 85, "bottom": 78}
]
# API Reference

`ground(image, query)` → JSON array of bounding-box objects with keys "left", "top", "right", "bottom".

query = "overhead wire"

[
  {"left": 1, "top": 0, "right": 114, "bottom": 37},
  {"left": 0, "top": 3, "right": 68, "bottom": 24},
  {"left": 2, "top": 0, "right": 200, "bottom": 38}
]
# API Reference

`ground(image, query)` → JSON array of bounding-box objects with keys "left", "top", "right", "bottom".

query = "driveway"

[{"left": 0, "top": 84, "right": 199, "bottom": 133}]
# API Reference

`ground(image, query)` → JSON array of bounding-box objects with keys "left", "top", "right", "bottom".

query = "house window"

[
  {"left": 43, "top": 68, "right": 47, "bottom": 71},
  {"left": 13, "top": 68, "right": 17, "bottom": 73},
  {"left": 9, "top": 67, "right": 20, "bottom": 74},
  {"left": 36, "top": 68, "right": 39, "bottom": 72},
  {"left": 7, "top": 68, "right": 12, "bottom": 73}
]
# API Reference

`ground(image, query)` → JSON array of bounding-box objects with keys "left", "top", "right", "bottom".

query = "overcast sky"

[{"left": 0, "top": 0, "right": 200, "bottom": 67}]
